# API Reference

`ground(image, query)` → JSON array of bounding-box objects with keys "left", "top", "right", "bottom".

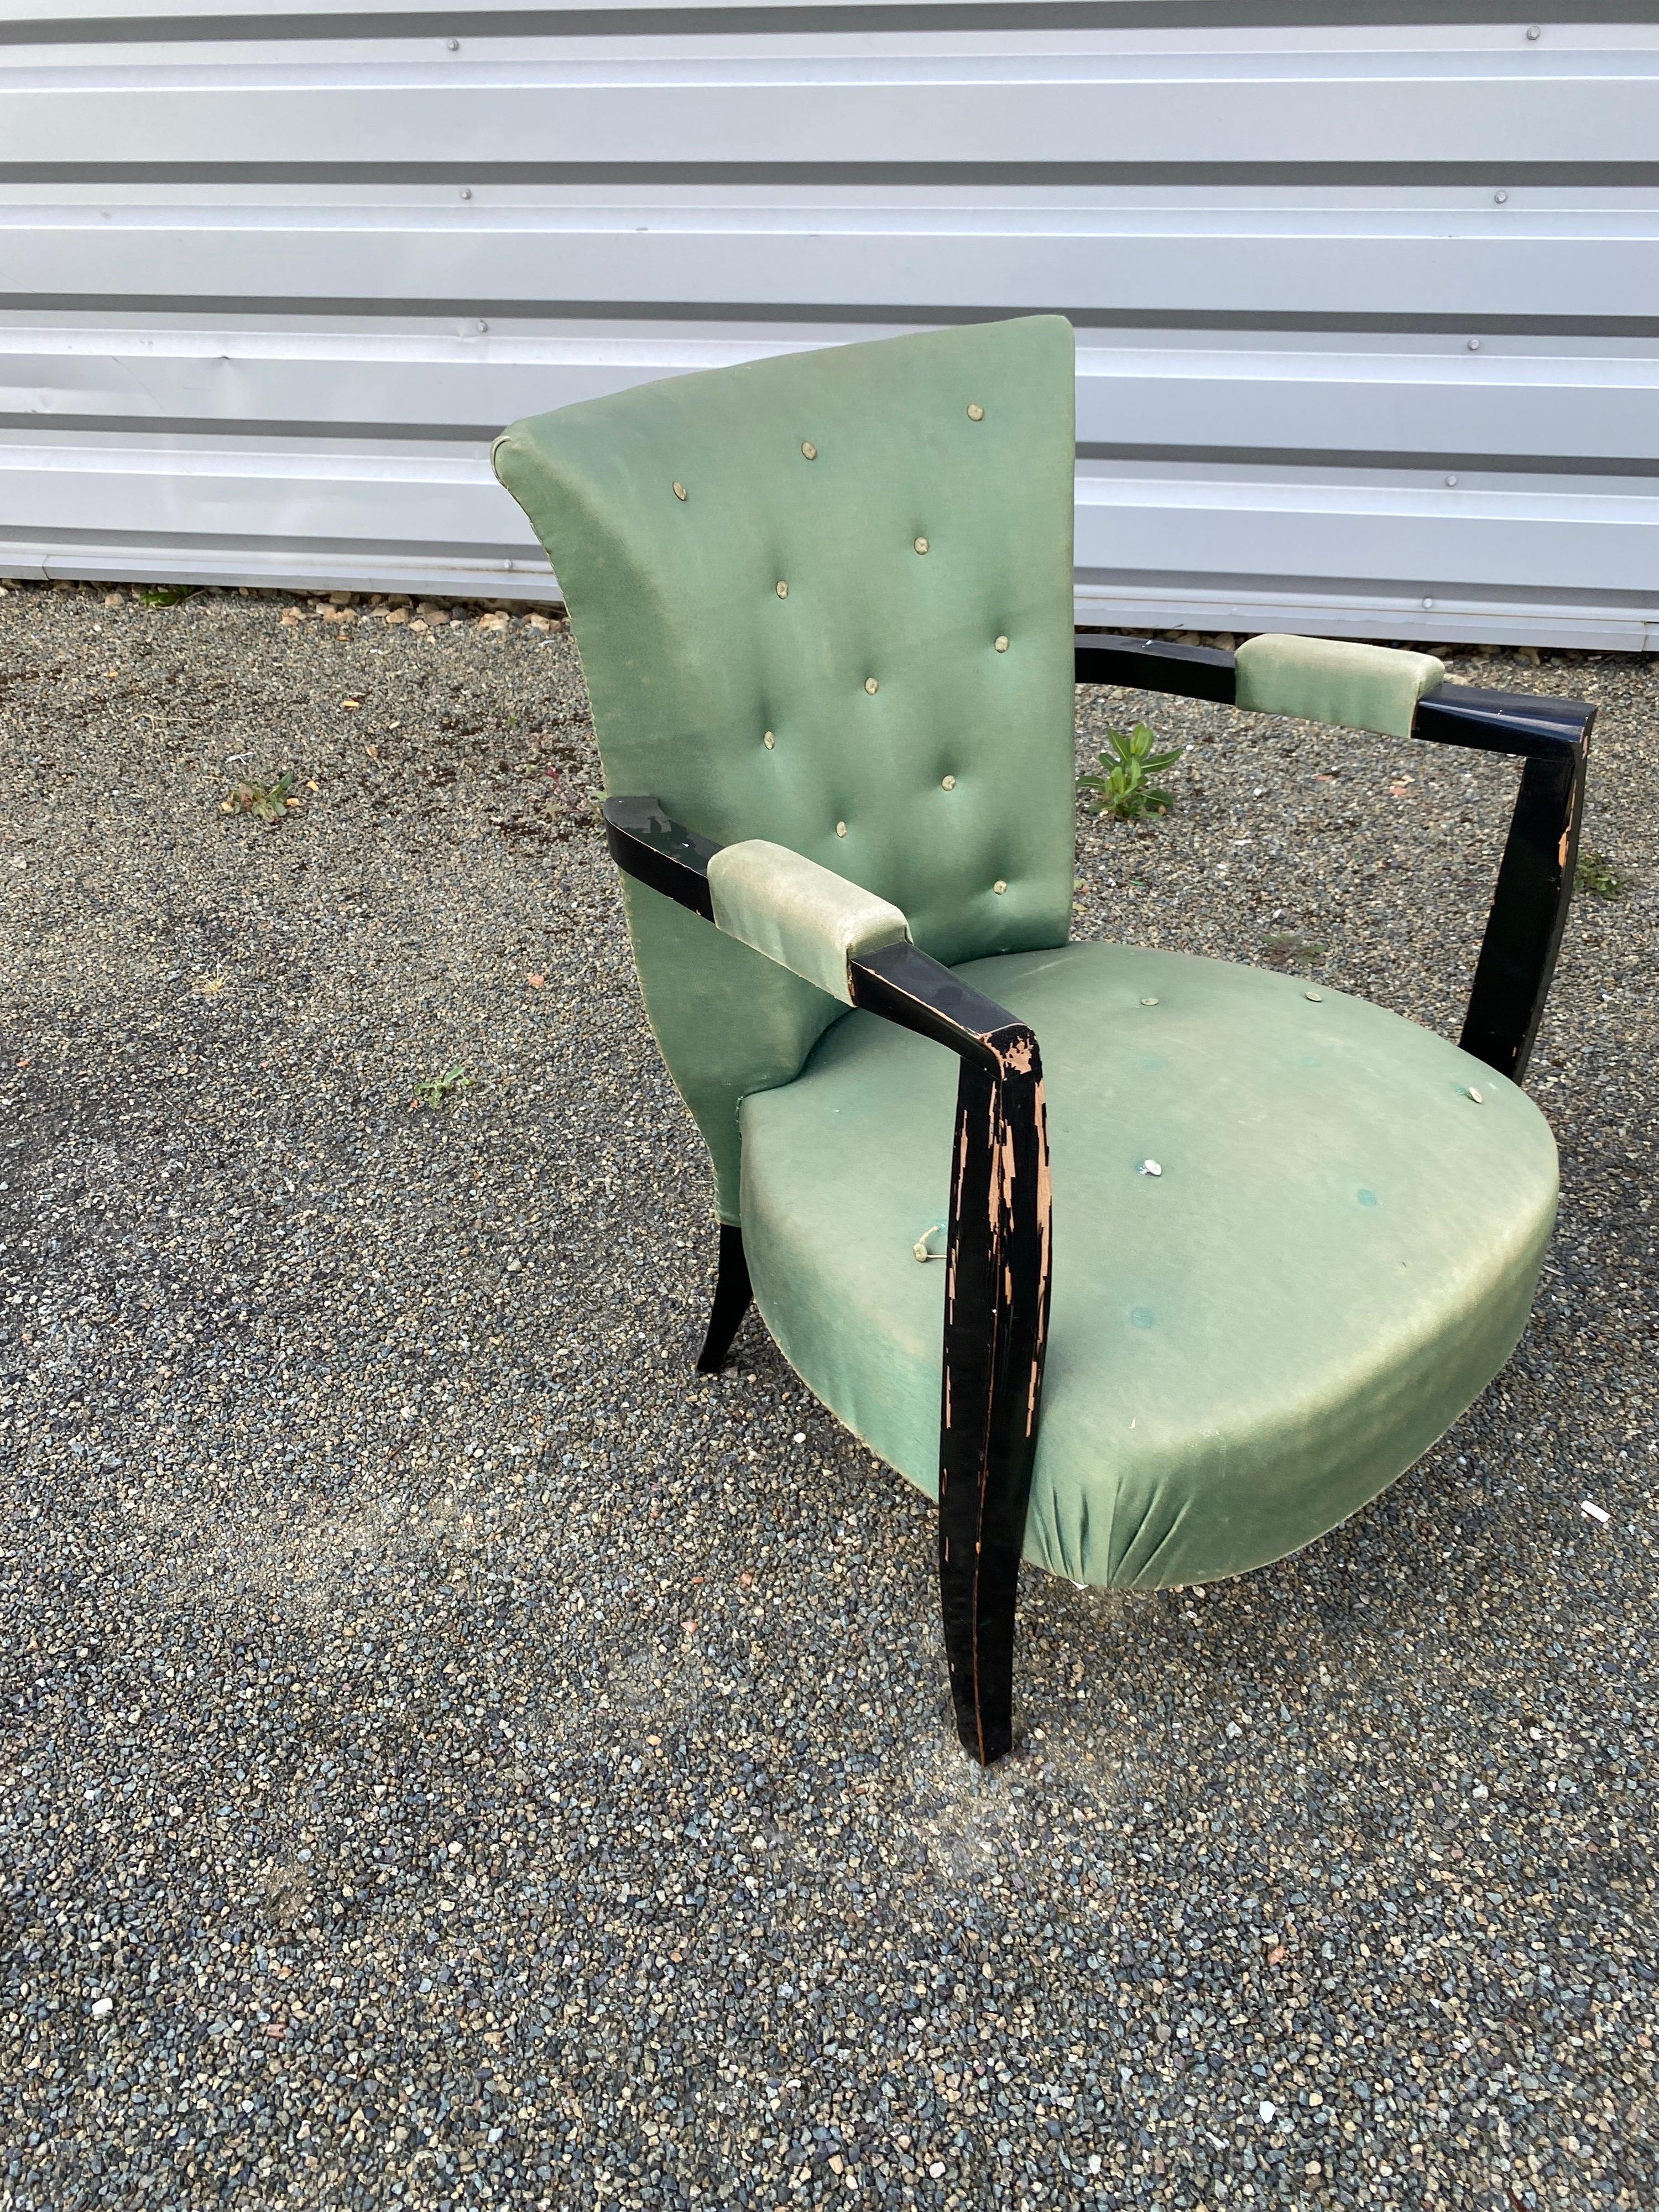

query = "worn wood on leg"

[{"left": 937, "top": 1038, "right": 1053, "bottom": 1765}]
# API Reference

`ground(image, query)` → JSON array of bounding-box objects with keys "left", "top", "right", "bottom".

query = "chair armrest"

[
  {"left": 1233, "top": 633, "right": 1444, "bottom": 740},
  {"left": 1074, "top": 630, "right": 1596, "bottom": 1082},
  {"left": 706, "top": 839, "right": 910, "bottom": 1005},
  {"left": 601, "top": 794, "right": 1027, "bottom": 1063}
]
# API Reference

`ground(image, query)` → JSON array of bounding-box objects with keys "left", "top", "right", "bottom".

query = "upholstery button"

[
  {"left": 914, "top": 536, "right": 929, "bottom": 554},
  {"left": 1140, "top": 995, "right": 1159, "bottom": 1006},
  {"left": 1466, "top": 1086, "right": 1484, "bottom": 1103},
  {"left": 864, "top": 677, "right": 878, "bottom": 695},
  {"left": 775, "top": 581, "right": 789, "bottom": 598},
  {"left": 941, "top": 775, "right": 956, "bottom": 790},
  {"left": 836, "top": 821, "right": 847, "bottom": 837},
  {"left": 671, "top": 482, "right": 687, "bottom": 501},
  {"left": 763, "top": 731, "right": 776, "bottom": 749},
  {"left": 966, "top": 403, "right": 985, "bottom": 421},
  {"left": 801, "top": 441, "right": 817, "bottom": 460},
  {"left": 1305, "top": 989, "right": 1323, "bottom": 1002},
  {"left": 993, "top": 879, "right": 1008, "bottom": 895},
  {"left": 994, "top": 635, "right": 1009, "bottom": 652}
]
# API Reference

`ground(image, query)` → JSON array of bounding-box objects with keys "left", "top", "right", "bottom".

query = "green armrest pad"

[
  {"left": 1234, "top": 633, "right": 1445, "bottom": 740},
  {"left": 707, "top": 839, "right": 911, "bottom": 1005}
]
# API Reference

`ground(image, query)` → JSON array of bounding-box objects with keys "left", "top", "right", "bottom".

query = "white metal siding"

[{"left": 2, "top": 3, "right": 1656, "bottom": 645}]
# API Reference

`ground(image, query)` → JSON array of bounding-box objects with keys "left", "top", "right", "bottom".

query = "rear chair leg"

[{"left": 696, "top": 1223, "right": 753, "bottom": 1373}]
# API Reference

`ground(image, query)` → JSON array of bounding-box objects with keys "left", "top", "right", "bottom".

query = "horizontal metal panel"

[
  {"left": 6, "top": 326, "right": 1659, "bottom": 475},
  {"left": 4, "top": 1, "right": 1657, "bottom": 33},
  {"left": 6, "top": 201, "right": 1659, "bottom": 325},
  {"left": 4, "top": 434, "right": 1653, "bottom": 644},
  {"left": 7, "top": 56, "right": 1659, "bottom": 172}
]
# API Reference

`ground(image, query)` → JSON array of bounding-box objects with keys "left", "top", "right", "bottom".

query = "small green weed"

[
  {"left": 139, "top": 585, "right": 196, "bottom": 607},
  {"left": 1261, "top": 932, "right": 1327, "bottom": 969},
  {"left": 409, "top": 1063, "right": 475, "bottom": 1112},
  {"left": 1575, "top": 852, "right": 1625, "bottom": 899},
  {"left": 1078, "top": 724, "right": 1183, "bottom": 820},
  {"left": 223, "top": 769, "right": 298, "bottom": 824}
]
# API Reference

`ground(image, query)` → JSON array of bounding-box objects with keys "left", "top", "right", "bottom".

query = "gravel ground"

[{"left": 1, "top": 580, "right": 1654, "bottom": 2212}]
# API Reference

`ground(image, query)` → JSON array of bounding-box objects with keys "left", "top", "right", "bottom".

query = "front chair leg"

[
  {"left": 937, "top": 1043, "right": 1053, "bottom": 1764},
  {"left": 696, "top": 1222, "right": 754, "bottom": 1373}
]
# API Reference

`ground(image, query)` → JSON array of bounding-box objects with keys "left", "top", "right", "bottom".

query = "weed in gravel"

[
  {"left": 1575, "top": 851, "right": 1626, "bottom": 898},
  {"left": 1078, "top": 723, "right": 1183, "bottom": 820},
  {"left": 139, "top": 584, "right": 196, "bottom": 607},
  {"left": 1261, "top": 932, "right": 1328, "bottom": 969},
  {"left": 409, "top": 1063, "right": 475, "bottom": 1112},
  {"left": 223, "top": 769, "right": 299, "bottom": 824}
]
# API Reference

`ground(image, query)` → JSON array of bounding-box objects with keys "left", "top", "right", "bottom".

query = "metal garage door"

[{"left": 2, "top": 2, "right": 1656, "bottom": 645}]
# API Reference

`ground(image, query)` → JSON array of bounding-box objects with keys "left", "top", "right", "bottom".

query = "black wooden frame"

[
  {"left": 602, "top": 635, "right": 1594, "bottom": 1765},
  {"left": 1073, "top": 633, "right": 1595, "bottom": 1081},
  {"left": 603, "top": 793, "right": 1051, "bottom": 1765}
]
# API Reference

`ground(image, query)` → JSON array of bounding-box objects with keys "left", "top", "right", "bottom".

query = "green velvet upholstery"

[
  {"left": 738, "top": 943, "right": 1556, "bottom": 1589},
  {"left": 492, "top": 316, "right": 1077, "bottom": 1220},
  {"left": 707, "top": 839, "right": 911, "bottom": 1005},
  {"left": 1235, "top": 633, "right": 1446, "bottom": 740}
]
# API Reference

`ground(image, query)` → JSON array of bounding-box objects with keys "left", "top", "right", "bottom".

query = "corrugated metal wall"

[{"left": 2, "top": 2, "right": 1657, "bottom": 645}]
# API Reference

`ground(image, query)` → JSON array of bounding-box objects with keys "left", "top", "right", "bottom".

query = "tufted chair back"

[{"left": 492, "top": 315, "right": 1078, "bottom": 1220}]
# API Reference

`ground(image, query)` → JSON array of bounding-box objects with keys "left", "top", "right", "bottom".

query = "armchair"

[{"left": 493, "top": 317, "right": 1593, "bottom": 1765}]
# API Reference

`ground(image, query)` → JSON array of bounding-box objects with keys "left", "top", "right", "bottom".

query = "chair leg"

[
  {"left": 936, "top": 1048, "right": 1052, "bottom": 1765},
  {"left": 695, "top": 1223, "right": 753, "bottom": 1373}
]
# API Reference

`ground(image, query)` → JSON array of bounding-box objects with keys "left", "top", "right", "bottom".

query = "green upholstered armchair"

[{"left": 492, "top": 318, "right": 1594, "bottom": 1766}]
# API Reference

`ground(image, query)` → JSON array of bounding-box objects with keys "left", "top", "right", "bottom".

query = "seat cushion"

[{"left": 738, "top": 943, "right": 1557, "bottom": 1589}]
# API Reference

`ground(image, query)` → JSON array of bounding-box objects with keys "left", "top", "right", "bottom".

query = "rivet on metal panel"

[
  {"left": 1422, "top": 597, "right": 1435, "bottom": 609},
  {"left": 446, "top": 36, "right": 460, "bottom": 49},
  {"left": 1467, "top": 338, "right": 1482, "bottom": 351},
  {"left": 475, "top": 320, "right": 488, "bottom": 334},
  {"left": 459, "top": 187, "right": 472, "bottom": 200},
  {"left": 801, "top": 442, "right": 817, "bottom": 460},
  {"left": 1493, "top": 190, "right": 1509, "bottom": 204},
  {"left": 672, "top": 482, "right": 687, "bottom": 501},
  {"left": 864, "top": 677, "right": 878, "bottom": 693},
  {"left": 1446, "top": 475, "right": 1459, "bottom": 487},
  {"left": 1525, "top": 23, "right": 1541, "bottom": 37}
]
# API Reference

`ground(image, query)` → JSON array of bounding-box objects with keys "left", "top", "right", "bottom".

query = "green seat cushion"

[{"left": 738, "top": 943, "right": 1556, "bottom": 1589}]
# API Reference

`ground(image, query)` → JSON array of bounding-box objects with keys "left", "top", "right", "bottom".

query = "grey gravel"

[{"left": 1, "top": 578, "right": 1655, "bottom": 2212}]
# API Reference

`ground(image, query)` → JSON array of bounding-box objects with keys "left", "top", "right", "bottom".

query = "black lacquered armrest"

[
  {"left": 1073, "top": 632, "right": 1595, "bottom": 1081},
  {"left": 601, "top": 794, "right": 1028, "bottom": 1061}
]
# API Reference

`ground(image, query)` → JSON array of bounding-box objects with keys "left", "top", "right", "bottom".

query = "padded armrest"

[
  {"left": 706, "top": 838, "right": 912, "bottom": 1005},
  {"left": 1234, "top": 633, "right": 1446, "bottom": 740}
]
